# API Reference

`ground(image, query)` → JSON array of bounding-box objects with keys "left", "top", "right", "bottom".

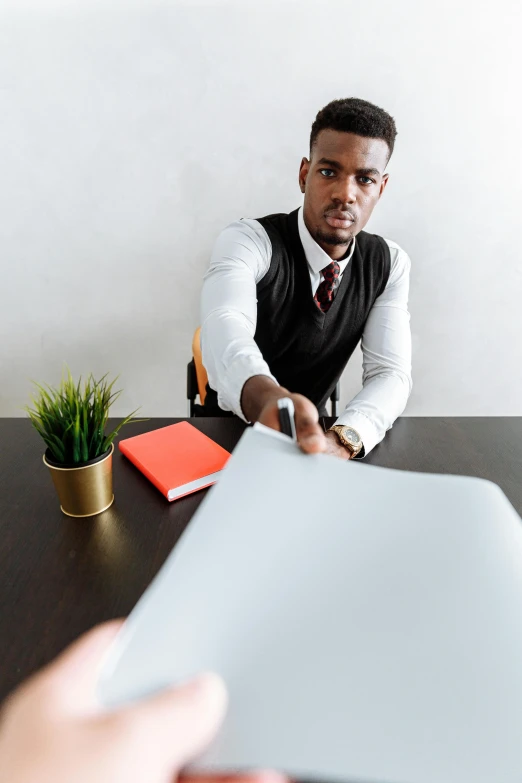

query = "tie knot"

[{"left": 321, "top": 261, "right": 340, "bottom": 283}]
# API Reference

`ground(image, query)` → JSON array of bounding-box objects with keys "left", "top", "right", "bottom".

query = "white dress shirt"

[{"left": 200, "top": 207, "right": 412, "bottom": 456}]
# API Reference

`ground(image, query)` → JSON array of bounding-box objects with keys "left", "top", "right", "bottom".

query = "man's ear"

[
  {"left": 299, "top": 157, "right": 310, "bottom": 194},
  {"left": 379, "top": 173, "right": 390, "bottom": 199}
]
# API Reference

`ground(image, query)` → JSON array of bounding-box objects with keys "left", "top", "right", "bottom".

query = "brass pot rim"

[{"left": 43, "top": 443, "right": 114, "bottom": 472}]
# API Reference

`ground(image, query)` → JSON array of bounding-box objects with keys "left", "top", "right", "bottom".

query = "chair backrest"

[{"left": 192, "top": 327, "right": 208, "bottom": 405}]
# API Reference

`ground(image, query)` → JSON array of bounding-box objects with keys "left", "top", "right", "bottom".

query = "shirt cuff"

[
  {"left": 216, "top": 354, "right": 278, "bottom": 423},
  {"left": 332, "top": 410, "right": 381, "bottom": 459}
]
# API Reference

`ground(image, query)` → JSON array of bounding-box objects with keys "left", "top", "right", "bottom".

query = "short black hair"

[{"left": 310, "top": 98, "right": 397, "bottom": 161}]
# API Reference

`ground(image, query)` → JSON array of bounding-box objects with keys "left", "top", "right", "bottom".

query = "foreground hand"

[{"left": 0, "top": 621, "right": 286, "bottom": 783}]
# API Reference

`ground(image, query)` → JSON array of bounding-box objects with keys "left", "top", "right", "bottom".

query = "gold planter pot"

[{"left": 43, "top": 445, "right": 114, "bottom": 518}]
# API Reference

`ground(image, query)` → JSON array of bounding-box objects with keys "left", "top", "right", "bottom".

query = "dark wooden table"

[{"left": 0, "top": 417, "right": 521, "bottom": 703}]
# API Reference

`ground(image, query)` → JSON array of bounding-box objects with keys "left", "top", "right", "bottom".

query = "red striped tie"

[{"left": 314, "top": 261, "right": 340, "bottom": 313}]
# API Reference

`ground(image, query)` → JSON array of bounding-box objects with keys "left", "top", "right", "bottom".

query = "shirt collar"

[{"left": 297, "top": 206, "right": 356, "bottom": 275}]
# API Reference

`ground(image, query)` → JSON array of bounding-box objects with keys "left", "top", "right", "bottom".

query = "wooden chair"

[{"left": 187, "top": 327, "right": 340, "bottom": 417}]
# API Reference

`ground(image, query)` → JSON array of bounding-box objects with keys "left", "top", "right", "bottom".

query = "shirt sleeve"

[
  {"left": 200, "top": 219, "right": 278, "bottom": 421},
  {"left": 334, "top": 239, "right": 413, "bottom": 457}
]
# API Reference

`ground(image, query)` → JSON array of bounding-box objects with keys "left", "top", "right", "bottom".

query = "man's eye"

[
  {"left": 319, "top": 169, "right": 335, "bottom": 177},
  {"left": 359, "top": 176, "right": 375, "bottom": 185}
]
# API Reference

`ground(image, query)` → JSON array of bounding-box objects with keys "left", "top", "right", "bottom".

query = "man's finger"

[
  {"left": 33, "top": 620, "right": 125, "bottom": 714},
  {"left": 181, "top": 772, "right": 289, "bottom": 783},
  {"left": 257, "top": 393, "right": 327, "bottom": 453},
  {"left": 292, "top": 396, "right": 327, "bottom": 454},
  {"left": 119, "top": 672, "right": 228, "bottom": 773}
]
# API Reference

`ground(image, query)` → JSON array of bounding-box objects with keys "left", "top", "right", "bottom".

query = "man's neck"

[{"left": 317, "top": 237, "right": 354, "bottom": 262}]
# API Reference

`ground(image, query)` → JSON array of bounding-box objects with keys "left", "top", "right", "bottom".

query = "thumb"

[
  {"left": 31, "top": 620, "right": 125, "bottom": 714},
  {"left": 118, "top": 672, "right": 228, "bottom": 772},
  {"left": 292, "top": 395, "right": 327, "bottom": 454}
]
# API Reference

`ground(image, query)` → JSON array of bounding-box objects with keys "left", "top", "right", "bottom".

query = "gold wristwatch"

[{"left": 328, "top": 425, "right": 363, "bottom": 458}]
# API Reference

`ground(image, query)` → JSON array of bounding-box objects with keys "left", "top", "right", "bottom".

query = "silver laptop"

[{"left": 99, "top": 424, "right": 522, "bottom": 783}]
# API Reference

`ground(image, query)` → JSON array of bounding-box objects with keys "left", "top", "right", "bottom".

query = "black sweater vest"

[{"left": 205, "top": 208, "right": 390, "bottom": 415}]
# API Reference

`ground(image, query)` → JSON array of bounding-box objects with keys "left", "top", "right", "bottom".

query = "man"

[
  {"left": 0, "top": 620, "right": 286, "bottom": 783},
  {"left": 201, "top": 98, "right": 412, "bottom": 460}
]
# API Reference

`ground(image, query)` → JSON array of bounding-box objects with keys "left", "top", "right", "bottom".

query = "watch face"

[{"left": 343, "top": 428, "right": 360, "bottom": 445}]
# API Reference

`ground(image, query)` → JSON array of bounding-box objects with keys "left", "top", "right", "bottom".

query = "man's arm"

[
  {"left": 331, "top": 240, "right": 413, "bottom": 457},
  {"left": 200, "top": 219, "right": 278, "bottom": 420},
  {"left": 200, "top": 220, "right": 328, "bottom": 453}
]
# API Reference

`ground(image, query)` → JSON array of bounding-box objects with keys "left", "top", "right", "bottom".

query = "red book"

[{"left": 119, "top": 422, "right": 230, "bottom": 501}]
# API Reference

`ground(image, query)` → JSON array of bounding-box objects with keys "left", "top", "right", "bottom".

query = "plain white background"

[{"left": 1, "top": 0, "right": 521, "bottom": 418}]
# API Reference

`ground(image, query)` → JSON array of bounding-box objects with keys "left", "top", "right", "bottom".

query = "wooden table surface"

[{"left": 0, "top": 416, "right": 521, "bottom": 703}]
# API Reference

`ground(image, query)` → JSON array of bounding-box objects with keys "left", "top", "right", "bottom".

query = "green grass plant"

[{"left": 26, "top": 369, "right": 140, "bottom": 465}]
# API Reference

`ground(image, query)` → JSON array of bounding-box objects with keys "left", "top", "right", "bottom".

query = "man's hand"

[
  {"left": 0, "top": 621, "right": 286, "bottom": 783},
  {"left": 241, "top": 376, "right": 328, "bottom": 455},
  {"left": 324, "top": 430, "right": 353, "bottom": 461}
]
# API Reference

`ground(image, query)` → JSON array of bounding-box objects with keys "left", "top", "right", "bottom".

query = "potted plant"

[{"left": 26, "top": 369, "right": 140, "bottom": 518}]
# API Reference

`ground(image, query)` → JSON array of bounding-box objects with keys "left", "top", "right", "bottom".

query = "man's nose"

[{"left": 332, "top": 176, "right": 357, "bottom": 204}]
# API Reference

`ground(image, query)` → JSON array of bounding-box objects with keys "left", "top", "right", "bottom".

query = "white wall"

[{"left": 1, "top": 0, "right": 521, "bottom": 418}]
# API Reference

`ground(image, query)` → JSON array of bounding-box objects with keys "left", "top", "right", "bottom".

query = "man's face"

[{"left": 299, "top": 129, "right": 390, "bottom": 259}]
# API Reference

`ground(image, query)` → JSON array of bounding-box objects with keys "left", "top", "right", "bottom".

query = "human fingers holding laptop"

[{"left": 0, "top": 621, "right": 287, "bottom": 783}]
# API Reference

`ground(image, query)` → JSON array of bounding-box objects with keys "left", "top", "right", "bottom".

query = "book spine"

[{"left": 118, "top": 442, "right": 170, "bottom": 499}]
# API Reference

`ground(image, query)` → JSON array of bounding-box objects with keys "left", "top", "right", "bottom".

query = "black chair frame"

[{"left": 187, "top": 359, "right": 340, "bottom": 418}]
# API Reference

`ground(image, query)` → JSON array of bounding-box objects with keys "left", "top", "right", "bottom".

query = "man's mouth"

[{"left": 324, "top": 210, "right": 355, "bottom": 230}]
